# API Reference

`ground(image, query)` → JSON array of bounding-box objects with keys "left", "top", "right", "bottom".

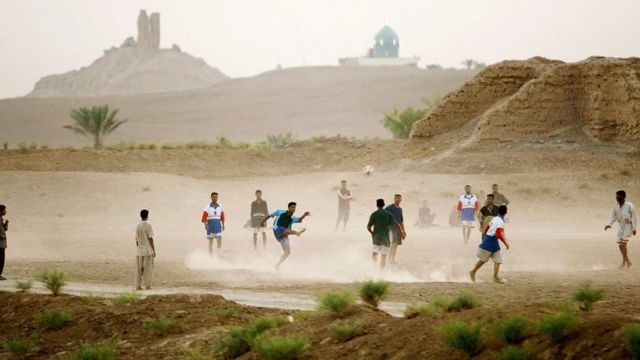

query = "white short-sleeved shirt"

[{"left": 136, "top": 221, "right": 155, "bottom": 256}]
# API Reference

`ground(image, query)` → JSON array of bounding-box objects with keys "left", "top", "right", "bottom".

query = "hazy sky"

[{"left": 1, "top": 0, "right": 639, "bottom": 98}]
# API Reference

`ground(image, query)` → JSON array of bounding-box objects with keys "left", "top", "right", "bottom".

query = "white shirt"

[
  {"left": 204, "top": 202, "right": 224, "bottom": 220},
  {"left": 135, "top": 221, "right": 155, "bottom": 256},
  {"left": 608, "top": 201, "right": 638, "bottom": 230}
]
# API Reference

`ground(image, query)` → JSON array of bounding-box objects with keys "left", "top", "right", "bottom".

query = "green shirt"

[{"left": 368, "top": 208, "right": 395, "bottom": 246}]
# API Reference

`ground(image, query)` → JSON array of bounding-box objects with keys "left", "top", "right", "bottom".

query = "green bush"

[
  {"left": 4, "top": 338, "right": 39, "bottom": 358},
  {"left": 495, "top": 316, "right": 531, "bottom": 344},
  {"left": 329, "top": 321, "right": 363, "bottom": 342},
  {"left": 358, "top": 280, "right": 390, "bottom": 308},
  {"left": 40, "top": 144, "right": 49, "bottom": 150},
  {"left": 114, "top": 292, "right": 142, "bottom": 304},
  {"left": 267, "top": 133, "right": 298, "bottom": 147},
  {"left": 15, "top": 279, "right": 33, "bottom": 292},
  {"left": 317, "top": 291, "right": 354, "bottom": 317},
  {"left": 185, "top": 140, "right": 212, "bottom": 149},
  {"left": 68, "top": 343, "right": 117, "bottom": 360},
  {"left": 438, "top": 320, "right": 483, "bottom": 356},
  {"left": 497, "top": 345, "right": 534, "bottom": 360},
  {"left": 214, "top": 315, "right": 289, "bottom": 357},
  {"left": 184, "top": 346, "right": 214, "bottom": 360},
  {"left": 382, "top": 99, "right": 438, "bottom": 139},
  {"left": 17, "top": 142, "right": 29, "bottom": 153},
  {"left": 404, "top": 302, "right": 438, "bottom": 319},
  {"left": 447, "top": 292, "right": 481, "bottom": 312},
  {"left": 40, "top": 309, "right": 72, "bottom": 330},
  {"left": 622, "top": 323, "right": 640, "bottom": 359},
  {"left": 538, "top": 312, "right": 579, "bottom": 344},
  {"left": 40, "top": 269, "right": 66, "bottom": 296},
  {"left": 142, "top": 316, "right": 177, "bottom": 336},
  {"left": 212, "top": 308, "right": 235, "bottom": 322},
  {"left": 253, "top": 336, "right": 308, "bottom": 360},
  {"left": 573, "top": 281, "right": 604, "bottom": 312}
]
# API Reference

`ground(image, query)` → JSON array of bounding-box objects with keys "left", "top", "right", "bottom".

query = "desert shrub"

[
  {"left": 329, "top": 321, "right": 363, "bottom": 342},
  {"left": 40, "top": 269, "right": 66, "bottom": 296},
  {"left": 291, "top": 310, "right": 317, "bottom": 321},
  {"left": 267, "top": 133, "right": 297, "bottom": 147},
  {"left": 4, "top": 338, "right": 39, "bottom": 358},
  {"left": 447, "top": 292, "right": 480, "bottom": 312},
  {"left": 495, "top": 316, "right": 531, "bottom": 344},
  {"left": 497, "top": 345, "right": 534, "bottom": 360},
  {"left": 252, "top": 336, "right": 308, "bottom": 360},
  {"left": 212, "top": 308, "right": 235, "bottom": 322},
  {"left": 310, "top": 135, "right": 328, "bottom": 143},
  {"left": 573, "top": 281, "right": 604, "bottom": 311},
  {"left": 68, "top": 343, "right": 117, "bottom": 360},
  {"left": 15, "top": 279, "right": 33, "bottom": 292},
  {"left": 404, "top": 302, "right": 438, "bottom": 319},
  {"left": 142, "top": 316, "right": 177, "bottom": 336},
  {"left": 29, "top": 142, "right": 38, "bottom": 150},
  {"left": 234, "top": 141, "right": 251, "bottom": 149},
  {"left": 622, "top": 323, "right": 640, "bottom": 359},
  {"left": 40, "top": 144, "right": 49, "bottom": 150},
  {"left": 161, "top": 143, "right": 178, "bottom": 150},
  {"left": 17, "top": 142, "right": 29, "bottom": 153},
  {"left": 83, "top": 292, "right": 105, "bottom": 301},
  {"left": 216, "top": 135, "right": 232, "bottom": 148},
  {"left": 114, "top": 292, "right": 142, "bottom": 304},
  {"left": 214, "top": 315, "right": 288, "bottom": 357},
  {"left": 358, "top": 280, "right": 390, "bottom": 308},
  {"left": 317, "top": 291, "right": 353, "bottom": 317},
  {"left": 438, "top": 320, "right": 483, "bottom": 356},
  {"left": 184, "top": 346, "right": 214, "bottom": 360},
  {"left": 185, "top": 140, "right": 212, "bottom": 149},
  {"left": 40, "top": 309, "right": 72, "bottom": 330},
  {"left": 538, "top": 312, "right": 579, "bottom": 344}
]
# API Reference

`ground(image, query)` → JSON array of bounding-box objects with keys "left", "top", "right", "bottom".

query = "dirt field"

[{"left": 1, "top": 137, "right": 640, "bottom": 359}]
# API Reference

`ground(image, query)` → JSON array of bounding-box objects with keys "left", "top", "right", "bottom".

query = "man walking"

[
  {"left": 335, "top": 180, "right": 353, "bottom": 231},
  {"left": 470, "top": 205, "right": 510, "bottom": 284},
  {"left": 605, "top": 190, "right": 638, "bottom": 269},
  {"left": 478, "top": 194, "right": 500, "bottom": 240},
  {"left": 201, "top": 192, "right": 225, "bottom": 258},
  {"left": 368, "top": 199, "right": 400, "bottom": 269},
  {"left": 491, "top": 184, "right": 510, "bottom": 206},
  {"left": 261, "top": 202, "right": 310, "bottom": 271},
  {"left": 251, "top": 190, "right": 269, "bottom": 250},
  {"left": 0, "top": 204, "right": 8, "bottom": 281},
  {"left": 458, "top": 185, "right": 480, "bottom": 244},
  {"left": 385, "top": 194, "right": 406, "bottom": 264},
  {"left": 135, "top": 209, "right": 156, "bottom": 290}
]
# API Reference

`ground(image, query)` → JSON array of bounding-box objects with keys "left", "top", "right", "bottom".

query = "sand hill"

[
  {"left": 26, "top": 10, "right": 226, "bottom": 97},
  {"left": 411, "top": 57, "right": 640, "bottom": 149}
]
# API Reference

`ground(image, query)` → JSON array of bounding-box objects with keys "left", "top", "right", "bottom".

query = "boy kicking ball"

[
  {"left": 470, "top": 205, "right": 510, "bottom": 284},
  {"left": 261, "top": 202, "right": 310, "bottom": 271}
]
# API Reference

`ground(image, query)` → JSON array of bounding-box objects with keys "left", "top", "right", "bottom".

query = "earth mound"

[{"left": 411, "top": 57, "right": 640, "bottom": 149}]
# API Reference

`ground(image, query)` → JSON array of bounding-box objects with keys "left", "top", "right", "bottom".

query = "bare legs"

[
  {"left": 389, "top": 244, "right": 398, "bottom": 264},
  {"left": 273, "top": 229, "right": 305, "bottom": 271},
  {"left": 462, "top": 226, "right": 472, "bottom": 244},
  {"left": 372, "top": 253, "right": 387, "bottom": 269},
  {"left": 208, "top": 237, "right": 222, "bottom": 258},
  {"left": 619, "top": 242, "right": 632, "bottom": 268},
  {"left": 275, "top": 249, "right": 290, "bottom": 271},
  {"left": 253, "top": 232, "right": 267, "bottom": 251},
  {"left": 469, "top": 260, "right": 503, "bottom": 283}
]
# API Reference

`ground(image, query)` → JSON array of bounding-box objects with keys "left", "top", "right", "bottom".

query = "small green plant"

[
  {"left": 497, "top": 345, "right": 534, "bottom": 360},
  {"left": 29, "top": 142, "right": 38, "bottom": 150},
  {"left": 142, "top": 315, "right": 177, "bottom": 336},
  {"left": 40, "top": 144, "right": 49, "bottom": 150},
  {"left": 438, "top": 320, "right": 483, "bottom": 356},
  {"left": 290, "top": 310, "right": 317, "bottom": 321},
  {"left": 40, "top": 269, "right": 66, "bottom": 296},
  {"left": 317, "top": 291, "right": 354, "bottom": 317},
  {"left": 40, "top": 309, "right": 72, "bottom": 330},
  {"left": 68, "top": 343, "right": 117, "bottom": 360},
  {"left": 15, "top": 279, "right": 33, "bottom": 292},
  {"left": 83, "top": 292, "right": 105, "bottom": 301},
  {"left": 622, "top": 323, "right": 640, "bottom": 359},
  {"left": 330, "top": 321, "right": 364, "bottom": 342},
  {"left": 212, "top": 308, "right": 235, "bottom": 322},
  {"left": 252, "top": 335, "right": 308, "bottom": 360},
  {"left": 538, "top": 312, "right": 579, "bottom": 344},
  {"left": 185, "top": 140, "right": 212, "bottom": 149},
  {"left": 404, "top": 302, "right": 438, "bottom": 319},
  {"left": 573, "top": 281, "right": 604, "bottom": 311},
  {"left": 447, "top": 292, "right": 480, "bottom": 312},
  {"left": 495, "top": 316, "right": 531, "bottom": 344},
  {"left": 114, "top": 292, "right": 142, "bottom": 304},
  {"left": 17, "top": 142, "right": 29, "bottom": 153},
  {"left": 382, "top": 106, "right": 429, "bottom": 139},
  {"left": 184, "top": 346, "right": 214, "bottom": 360},
  {"left": 4, "top": 338, "right": 39, "bottom": 358},
  {"left": 214, "top": 315, "right": 289, "bottom": 358},
  {"left": 358, "top": 280, "right": 390, "bottom": 308},
  {"left": 266, "top": 133, "right": 298, "bottom": 147},
  {"left": 216, "top": 135, "right": 232, "bottom": 148}
]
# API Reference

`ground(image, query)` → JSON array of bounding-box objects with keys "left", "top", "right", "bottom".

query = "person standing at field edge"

[
  {"left": 0, "top": 204, "right": 8, "bottom": 281},
  {"left": 135, "top": 209, "right": 156, "bottom": 290}
]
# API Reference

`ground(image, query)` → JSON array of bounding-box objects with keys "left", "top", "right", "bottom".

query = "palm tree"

[{"left": 64, "top": 105, "right": 127, "bottom": 149}]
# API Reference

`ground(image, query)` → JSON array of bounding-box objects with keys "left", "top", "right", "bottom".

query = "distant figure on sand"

[
  {"left": 201, "top": 192, "right": 225, "bottom": 258},
  {"left": 478, "top": 194, "right": 500, "bottom": 239},
  {"left": 385, "top": 194, "right": 407, "bottom": 264},
  {"left": 261, "top": 202, "right": 310, "bottom": 271},
  {"left": 368, "top": 199, "right": 401, "bottom": 269},
  {"left": 0, "top": 204, "right": 8, "bottom": 281},
  {"left": 492, "top": 184, "right": 510, "bottom": 206},
  {"left": 605, "top": 190, "right": 637, "bottom": 269},
  {"left": 335, "top": 180, "right": 353, "bottom": 231},
  {"left": 449, "top": 205, "right": 462, "bottom": 227},
  {"left": 470, "top": 205, "right": 510, "bottom": 284},
  {"left": 135, "top": 209, "right": 156, "bottom": 290},
  {"left": 250, "top": 190, "right": 269, "bottom": 251},
  {"left": 458, "top": 185, "right": 480, "bottom": 244},
  {"left": 415, "top": 200, "right": 436, "bottom": 227}
]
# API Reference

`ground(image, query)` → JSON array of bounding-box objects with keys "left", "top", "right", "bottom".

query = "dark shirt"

[
  {"left": 479, "top": 205, "right": 500, "bottom": 230},
  {"left": 384, "top": 204, "right": 403, "bottom": 225},
  {"left": 276, "top": 211, "right": 295, "bottom": 228},
  {"left": 367, "top": 208, "right": 395, "bottom": 246},
  {"left": 0, "top": 219, "right": 6, "bottom": 248}
]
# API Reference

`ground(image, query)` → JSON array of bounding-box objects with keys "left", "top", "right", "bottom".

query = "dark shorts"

[
  {"left": 337, "top": 207, "right": 350, "bottom": 221},
  {"left": 372, "top": 233, "right": 391, "bottom": 248},
  {"left": 390, "top": 227, "right": 402, "bottom": 245}
]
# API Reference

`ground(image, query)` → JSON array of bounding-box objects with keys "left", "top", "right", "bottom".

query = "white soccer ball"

[{"left": 362, "top": 165, "right": 375, "bottom": 176}]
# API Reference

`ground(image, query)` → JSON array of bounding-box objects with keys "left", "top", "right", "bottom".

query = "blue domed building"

[{"left": 339, "top": 25, "right": 418, "bottom": 66}]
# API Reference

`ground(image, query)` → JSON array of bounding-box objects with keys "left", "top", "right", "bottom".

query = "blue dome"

[{"left": 373, "top": 25, "right": 399, "bottom": 58}]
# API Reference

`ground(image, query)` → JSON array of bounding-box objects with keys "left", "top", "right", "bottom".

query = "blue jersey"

[{"left": 270, "top": 209, "right": 301, "bottom": 230}]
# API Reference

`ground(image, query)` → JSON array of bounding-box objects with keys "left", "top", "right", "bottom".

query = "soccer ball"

[{"left": 362, "top": 165, "right": 375, "bottom": 176}]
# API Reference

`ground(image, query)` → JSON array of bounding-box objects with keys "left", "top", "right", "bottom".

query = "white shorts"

[
  {"left": 477, "top": 248, "right": 503, "bottom": 264},
  {"left": 372, "top": 245, "right": 390, "bottom": 255},
  {"left": 617, "top": 224, "right": 633, "bottom": 243},
  {"left": 253, "top": 226, "right": 267, "bottom": 234},
  {"left": 462, "top": 220, "right": 476, "bottom": 227},
  {"left": 207, "top": 233, "right": 222, "bottom": 240}
]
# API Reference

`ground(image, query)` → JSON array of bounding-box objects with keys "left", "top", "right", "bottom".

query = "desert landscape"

[{"left": 2, "top": 2, "right": 640, "bottom": 360}]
